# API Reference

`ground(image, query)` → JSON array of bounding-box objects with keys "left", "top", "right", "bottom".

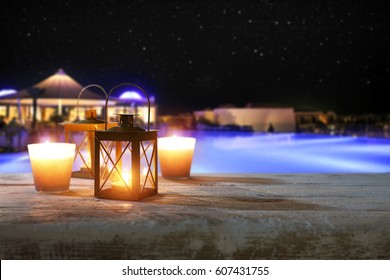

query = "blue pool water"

[
  {"left": 1, "top": 132, "right": 390, "bottom": 173},
  {"left": 177, "top": 131, "right": 390, "bottom": 173}
]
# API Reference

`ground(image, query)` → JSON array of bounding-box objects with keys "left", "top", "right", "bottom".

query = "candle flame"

[{"left": 122, "top": 172, "right": 131, "bottom": 184}]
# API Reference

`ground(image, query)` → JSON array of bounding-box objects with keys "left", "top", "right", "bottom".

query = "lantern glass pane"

[
  {"left": 69, "top": 131, "right": 91, "bottom": 174},
  {"left": 140, "top": 139, "right": 157, "bottom": 190},
  {"left": 98, "top": 140, "right": 128, "bottom": 192},
  {"left": 98, "top": 139, "right": 157, "bottom": 193}
]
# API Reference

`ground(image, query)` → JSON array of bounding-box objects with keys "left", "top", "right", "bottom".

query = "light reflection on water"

[
  {"left": 170, "top": 131, "right": 390, "bottom": 173},
  {"left": 1, "top": 132, "right": 390, "bottom": 173}
]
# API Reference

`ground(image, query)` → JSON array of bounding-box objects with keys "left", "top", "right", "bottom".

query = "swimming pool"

[
  {"left": 1, "top": 132, "right": 390, "bottom": 173},
  {"left": 177, "top": 131, "right": 390, "bottom": 173}
]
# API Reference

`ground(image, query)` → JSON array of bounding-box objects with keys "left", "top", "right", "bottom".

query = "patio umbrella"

[{"left": 13, "top": 68, "right": 105, "bottom": 108}]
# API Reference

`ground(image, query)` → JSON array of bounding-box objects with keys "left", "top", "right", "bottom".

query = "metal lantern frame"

[
  {"left": 62, "top": 84, "right": 109, "bottom": 179},
  {"left": 94, "top": 83, "right": 158, "bottom": 201}
]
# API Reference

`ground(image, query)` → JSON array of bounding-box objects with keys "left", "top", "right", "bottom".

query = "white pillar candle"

[
  {"left": 28, "top": 143, "right": 75, "bottom": 192},
  {"left": 158, "top": 136, "right": 196, "bottom": 179}
]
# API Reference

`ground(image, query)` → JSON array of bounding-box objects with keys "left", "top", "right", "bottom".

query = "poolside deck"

[{"left": 0, "top": 173, "right": 389, "bottom": 259}]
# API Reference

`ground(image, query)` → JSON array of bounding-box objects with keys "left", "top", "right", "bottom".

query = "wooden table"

[{"left": 0, "top": 173, "right": 389, "bottom": 259}]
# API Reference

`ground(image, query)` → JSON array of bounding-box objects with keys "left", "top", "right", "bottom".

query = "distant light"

[
  {"left": 119, "top": 91, "right": 143, "bottom": 101},
  {"left": 56, "top": 68, "right": 66, "bottom": 75},
  {"left": 0, "top": 89, "right": 17, "bottom": 97}
]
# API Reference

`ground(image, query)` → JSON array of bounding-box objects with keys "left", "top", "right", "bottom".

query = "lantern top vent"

[{"left": 107, "top": 114, "right": 146, "bottom": 133}]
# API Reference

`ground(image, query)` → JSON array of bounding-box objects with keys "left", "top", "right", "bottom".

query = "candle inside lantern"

[
  {"left": 111, "top": 171, "right": 132, "bottom": 192},
  {"left": 158, "top": 136, "right": 196, "bottom": 179},
  {"left": 28, "top": 142, "right": 75, "bottom": 192}
]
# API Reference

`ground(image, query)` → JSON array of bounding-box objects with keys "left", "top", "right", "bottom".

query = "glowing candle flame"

[{"left": 123, "top": 172, "right": 131, "bottom": 184}]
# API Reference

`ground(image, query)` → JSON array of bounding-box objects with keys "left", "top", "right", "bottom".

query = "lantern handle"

[
  {"left": 105, "top": 83, "right": 151, "bottom": 131},
  {"left": 76, "top": 84, "right": 108, "bottom": 121}
]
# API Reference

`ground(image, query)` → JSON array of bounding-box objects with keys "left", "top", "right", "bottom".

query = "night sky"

[{"left": 1, "top": 0, "right": 389, "bottom": 114}]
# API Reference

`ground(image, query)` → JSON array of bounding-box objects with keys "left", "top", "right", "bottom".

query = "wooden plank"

[{"left": 0, "top": 173, "right": 389, "bottom": 259}]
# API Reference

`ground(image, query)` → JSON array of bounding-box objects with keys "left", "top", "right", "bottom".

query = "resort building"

[
  {"left": 0, "top": 69, "right": 157, "bottom": 151},
  {"left": 295, "top": 111, "right": 337, "bottom": 133},
  {"left": 0, "top": 69, "right": 157, "bottom": 127},
  {"left": 194, "top": 105, "right": 296, "bottom": 132}
]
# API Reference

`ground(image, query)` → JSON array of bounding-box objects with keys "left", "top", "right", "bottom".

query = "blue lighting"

[
  {"left": 0, "top": 89, "right": 17, "bottom": 97},
  {"left": 1, "top": 132, "right": 390, "bottom": 173},
  {"left": 119, "top": 91, "right": 143, "bottom": 101}
]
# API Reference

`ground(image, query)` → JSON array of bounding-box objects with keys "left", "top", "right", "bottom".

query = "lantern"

[
  {"left": 62, "top": 84, "right": 110, "bottom": 179},
  {"left": 94, "top": 83, "right": 158, "bottom": 201}
]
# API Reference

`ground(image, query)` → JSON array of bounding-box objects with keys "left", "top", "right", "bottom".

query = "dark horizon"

[{"left": 1, "top": 1, "right": 389, "bottom": 115}]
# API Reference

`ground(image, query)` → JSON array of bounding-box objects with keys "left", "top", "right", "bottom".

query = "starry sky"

[{"left": 0, "top": 0, "right": 389, "bottom": 114}]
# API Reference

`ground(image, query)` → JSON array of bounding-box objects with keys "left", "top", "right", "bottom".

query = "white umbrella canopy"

[{"left": 12, "top": 69, "right": 106, "bottom": 105}]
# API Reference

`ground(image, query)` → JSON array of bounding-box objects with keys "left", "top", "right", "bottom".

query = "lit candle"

[
  {"left": 111, "top": 171, "right": 132, "bottom": 192},
  {"left": 28, "top": 142, "right": 75, "bottom": 192},
  {"left": 158, "top": 136, "right": 196, "bottom": 179}
]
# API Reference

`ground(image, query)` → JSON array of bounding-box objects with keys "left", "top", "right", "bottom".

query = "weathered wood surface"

[{"left": 0, "top": 173, "right": 389, "bottom": 259}]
